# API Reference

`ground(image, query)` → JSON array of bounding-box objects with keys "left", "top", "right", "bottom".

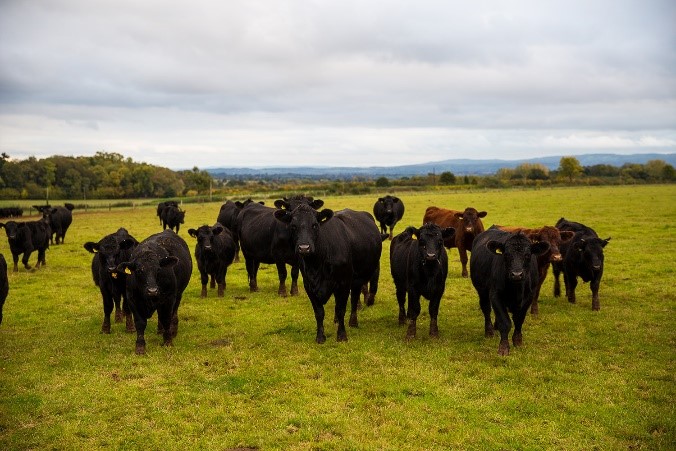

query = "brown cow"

[
  {"left": 423, "top": 206, "right": 487, "bottom": 277},
  {"left": 496, "top": 225, "right": 575, "bottom": 315}
]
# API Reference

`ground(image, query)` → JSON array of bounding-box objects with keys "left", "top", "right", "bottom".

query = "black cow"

[
  {"left": 470, "top": 227, "right": 550, "bottom": 355},
  {"left": 236, "top": 195, "right": 323, "bottom": 296},
  {"left": 116, "top": 230, "right": 193, "bottom": 355},
  {"left": 216, "top": 199, "right": 263, "bottom": 263},
  {"left": 553, "top": 218, "right": 610, "bottom": 311},
  {"left": 161, "top": 205, "right": 185, "bottom": 233},
  {"left": 390, "top": 223, "right": 455, "bottom": 339},
  {"left": 39, "top": 204, "right": 74, "bottom": 244},
  {"left": 373, "top": 195, "right": 405, "bottom": 240},
  {"left": 0, "top": 220, "right": 50, "bottom": 271},
  {"left": 274, "top": 204, "right": 383, "bottom": 343},
  {"left": 0, "top": 254, "right": 8, "bottom": 325},
  {"left": 157, "top": 201, "right": 179, "bottom": 225},
  {"left": 84, "top": 228, "right": 139, "bottom": 334},
  {"left": 188, "top": 223, "right": 236, "bottom": 298}
]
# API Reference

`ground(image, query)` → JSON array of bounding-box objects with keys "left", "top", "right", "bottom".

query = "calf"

[
  {"left": 116, "top": 230, "right": 193, "bottom": 355},
  {"left": 274, "top": 204, "right": 383, "bottom": 343},
  {"left": 40, "top": 204, "right": 74, "bottom": 244},
  {"left": 217, "top": 199, "right": 264, "bottom": 263},
  {"left": 553, "top": 218, "right": 610, "bottom": 311},
  {"left": 188, "top": 223, "right": 236, "bottom": 298},
  {"left": 84, "top": 228, "right": 139, "bottom": 334},
  {"left": 0, "top": 254, "right": 8, "bottom": 325},
  {"left": 236, "top": 195, "right": 323, "bottom": 296},
  {"left": 373, "top": 195, "right": 405, "bottom": 239},
  {"left": 0, "top": 220, "right": 50, "bottom": 271},
  {"left": 470, "top": 227, "right": 550, "bottom": 355},
  {"left": 423, "top": 206, "right": 487, "bottom": 278},
  {"left": 390, "top": 223, "right": 455, "bottom": 339},
  {"left": 496, "top": 225, "right": 575, "bottom": 315},
  {"left": 157, "top": 201, "right": 179, "bottom": 225},
  {"left": 161, "top": 205, "right": 185, "bottom": 233}
]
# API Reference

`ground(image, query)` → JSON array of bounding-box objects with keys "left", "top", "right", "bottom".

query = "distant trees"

[
  {"left": 558, "top": 156, "right": 583, "bottom": 183},
  {"left": 439, "top": 171, "right": 456, "bottom": 184}
]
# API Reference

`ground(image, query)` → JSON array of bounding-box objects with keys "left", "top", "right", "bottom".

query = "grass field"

[{"left": 0, "top": 185, "right": 674, "bottom": 450}]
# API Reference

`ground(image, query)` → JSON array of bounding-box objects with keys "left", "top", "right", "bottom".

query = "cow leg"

[
  {"left": 590, "top": 275, "right": 601, "bottom": 311},
  {"left": 396, "top": 285, "right": 407, "bottom": 325},
  {"left": 366, "top": 266, "right": 379, "bottom": 306},
  {"left": 290, "top": 265, "right": 300, "bottom": 296},
  {"left": 459, "top": 248, "right": 469, "bottom": 278},
  {"left": 121, "top": 295, "right": 135, "bottom": 333},
  {"left": 158, "top": 306, "right": 174, "bottom": 347},
  {"left": 406, "top": 291, "right": 421, "bottom": 339},
  {"left": 531, "top": 278, "right": 545, "bottom": 316},
  {"left": 217, "top": 268, "right": 226, "bottom": 297},
  {"left": 334, "top": 288, "right": 350, "bottom": 342},
  {"left": 101, "top": 290, "right": 114, "bottom": 333},
  {"left": 428, "top": 298, "right": 441, "bottom": 338},
  {"left": 553, "top": 265, "right": 562, "bottom": 297},
  {"left": 22, "top": 252, "right": 32, "bottom": 270},
  {"left": 133, "top": 313, "right": 147, "bottom": 355},
  {"left": 512, "top": 309, "right": 528, "bottom": 348},
  {"left": 565, "top": 273, "right": 578, "bottom": 304},
  {"left": 113, "top": 291, "right": 123, "bottom": 323},
  {"left": 276, "top": 262, "right": 288, "bottom": 297},
  {"left": 491, "top": 292, "right": 511, "bottom": 356},
  {"left": 349, "top": 286, "right": 360, "bottom": 328},
  {"left": 210, "top": 275, "right": 216, "bottom": 289},
  {"left": 478, "top": 290, "right": 494, "bottom": 337},
  {"left": 12, "top": 254, "right": 18, "bottom": 272},
  {"left": 310, "top": 301, "right": 326, "bottom": 344},
  {"left": 245, "top": 258, "right": 259, "bottom": 292},
  {"left": 200, "top": 269, "right": 209, "bottom": 298}
]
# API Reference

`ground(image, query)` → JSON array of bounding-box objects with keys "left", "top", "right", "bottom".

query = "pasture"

[{"left": 0, "top": 185, "right": 674, "bottom": 450}]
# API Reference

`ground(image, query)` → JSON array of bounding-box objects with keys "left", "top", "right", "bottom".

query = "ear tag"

[
  {"left": 411, "top": 234, "right": 417, "bottom": 240},
  {"left": 111, "top": 272, "right": 118, "bottom": 279},
  {"left": 495, "top": 248, "right": 503, "bottom": 254},
  {"left": 124, "top": 267, "right": 132, "bottom": 275}
]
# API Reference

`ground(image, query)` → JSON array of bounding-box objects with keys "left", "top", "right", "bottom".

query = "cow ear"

[
  {"left": 574, "top": 240, "right": 586, "bottom": 252},
  {"left": 378, "top": 197, "right": 384, "bottom": 202},
  {"left": 526, "top": 232, "right": 541, "bottom": 243},
  {"left": 116, "top": 262, "right": 134, "bottom": 275},
  {"left": 441, "top": 227, "right": 455, "bottom": 240},
  {"left": 560, "top": 231, "right": 575, "bottom": 242},
  {"left": 392, "top": 197, "right": 399, "bottom": 203},
  {"left": 478, "top": 211, "right": 488, "bottom": 218},
  {"left": 310, "top": 199, "right": 324, "bottom": 210},
  {"left": 531, "top": 241, "right": 551, "bottom": 256},
  {"left": 212, "top": 226, "right": 224, "bottom": 235},
  {"left": 160, "top": 256, "right": 179, "bottom": 268},
  {"left": 404, "top": 226, "right": 419, "bottom": 239},
  {"left": 119, "top": 238, "right": 136, "bottom": 250},
  {"left": 274, "top": 199, "right": 287, "bottom": 209},
  {"left": 454, "top": 212, "right": 464, "bottom": 220},
  {"left": 486, "top": 240, "right": 504, "bottom": 255},
  {"left": 188, "top": 229, "right": 198, "bottom": 238},
  {"left": 274, "top": 209, "right": 292, "bottom": 223},
  {"left": 235, "top": 201, "right": 244, "bottom": 208},
  {"left": 0, "top": 223, "right": 4, "bottom": 229},
  {"left": 318, "top": 209, "right": 334, "bottom": 224},
  {"left": 258, "top": 201, "right": 265, "bottom": 205},
  {"left": 602, "top": 237, "right": 611, "bottom": 247},
  {"left": 84, "top": 242, "right": 99, "bottom": 253}
]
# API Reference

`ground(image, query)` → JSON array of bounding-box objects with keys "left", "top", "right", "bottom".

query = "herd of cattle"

[{"left": 0, "top": 195, "right": 610, "bottom": 356}]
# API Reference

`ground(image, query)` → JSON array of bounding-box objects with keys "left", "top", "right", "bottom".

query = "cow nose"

[
  {"left": 204, "top": 245, "right": 212, "bottom": 251},
  {"left": 551, "top": 254, "right": 562, "bottom": 262},
  {"left": 465, "top": 227, "right": 473, "bottom": 233},
  {"left": 107, "top": 266, "right": 117, "bottom": 272},
  {"left": 297, "top": 244, "right": 311, "bottom": 254},
  {"left": 592, "top": 264, "right": 602, "bottom": 271},
  {"left": 510, "top": 271, "right": 524, "bottom": 281},
  {"left": 425, "top": 252, "right": 437, "bottom": 261},
  {"left": 146, "top": 287, "right": 159, "bottom": 297}
]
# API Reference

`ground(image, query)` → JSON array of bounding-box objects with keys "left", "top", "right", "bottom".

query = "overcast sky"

[{"left": 1, "top": 0, "right": 674, "bottom": 169}]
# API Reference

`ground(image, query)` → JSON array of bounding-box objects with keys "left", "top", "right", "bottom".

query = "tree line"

[{"left": 0, "top": 152, "right": 673, "bottom": 201}]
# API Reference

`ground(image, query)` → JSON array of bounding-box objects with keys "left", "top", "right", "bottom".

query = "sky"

[{"left": 1, "top": 0, "right": 675, "bottom": 170}]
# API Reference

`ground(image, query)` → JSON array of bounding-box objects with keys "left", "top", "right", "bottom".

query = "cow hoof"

[
  {"left": 101, "top": 327, "right": 111, "bottom": 334},
  {"left": 162, "top": 340, "right": 174, "bottom": 347},
  {"left": 337, "top": 332, "right": 348, "bottom": 342},
  {"left": 114, "top": 311, "right": 123, "bottom": 323},
  {"left": 398, "top": 317, "right": 406, "bottom": 326},
  {"left": 290, "top": 287, "right": 299, "bottom": 296},
  {"left": 315, "top": 334, "right": 326, "bottom": 344},
  {"left": 498, "top": 340, "right": 510, "bottom": 356},
  {"left": 135, "top": 345, "right": 146, "bottom": 355},
  {"left": 429, "top": 328, "right": 439, "bottom": 338},
  {"left": 512, "top": 333, "right": 523, "bottom": 347},
  {"left": 366, "top": 294, "right": 375, "bottom": 307},
  {"left": 349, "top": 314, "right": 358, "bottom": 328},
  {"left": 592, "top": 304, "right": 600, "bottom": 311}
]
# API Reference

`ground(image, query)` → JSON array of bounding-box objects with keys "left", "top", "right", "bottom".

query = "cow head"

[
  {"left": 117, "top": 250, "right": 179, "bottom": 303},
  {"left": 274, "top": 204, "right": 333, "bottom": 256},
  {"left": 408, "top": 223, "right": 455, "bottom": 264},
  {"left": 0, "top": 221, "right": 25, "bottom": 241},
  {"left": 454, "top": 208, "right": 487, "bottom": 235},
  {"left": 526, "top": 227, "right": 575, "bottom": 263},
  {"left": 274, "top": 195, "right": 324, "bottom": 211},
  {"left": 573, "top": 236, "right": 610, "bottom": 271},
  {"left": 487, "top": 233, "right": 550, "bottom": 281},
  {"left": 377, "top": 196, "right": 400, "bottom": 214},
  {"left": 85, "top": 231, "right": 138, "bottom": 277},
  {"left": 188, "top": 224, "right": 223, "bottom": 253}
]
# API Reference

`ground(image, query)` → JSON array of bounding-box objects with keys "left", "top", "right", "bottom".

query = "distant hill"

[{"left": 206, "top": 153, "right": 676, "bottom": 179}]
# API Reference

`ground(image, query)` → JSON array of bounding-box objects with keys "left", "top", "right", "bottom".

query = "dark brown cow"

[
  {"left": 496, "top": 225, "right": 575, "bottom": 315},
  {"left": 422, "top": 206, "right": 487, "bottom": 277}
]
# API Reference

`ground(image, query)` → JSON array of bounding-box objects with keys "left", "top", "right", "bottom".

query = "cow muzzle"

[
  {"left": 145, "top": 287, "right": 159, "bottom": 297},
  {"left": 424, "top": 252, "right": 439, "bottom": 262},
  {"left": 297, "top": 244, "right": 311, "bottom": 255},
  {"left": 550, "top": 253, "right": 562, "bottom": 262},
  {"left": 592, "top": 264, "right": 602, "bottom": 271},
  {"left": 465, "top": 227, "right": 473, "bottom": 233},
  {"left": 509, "top": 271, "right": 524, "bottom": 281}
]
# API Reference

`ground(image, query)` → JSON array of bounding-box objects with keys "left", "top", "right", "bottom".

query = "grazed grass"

[{"left": 0, "top": 185, "right": 674, "bottom": 450}]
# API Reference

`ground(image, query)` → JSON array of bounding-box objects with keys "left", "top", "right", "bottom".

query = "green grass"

[{"left": 0, "top": 185, "right": 674, "bottom": 450}]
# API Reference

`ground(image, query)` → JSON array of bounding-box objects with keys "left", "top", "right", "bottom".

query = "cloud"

[{"left": 0, "top": 0, "right": 675, "bottom": 168}]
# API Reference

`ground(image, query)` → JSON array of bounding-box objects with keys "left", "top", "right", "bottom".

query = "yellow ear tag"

[
  {"left": 111, "top": 272, "right": 118, "bottom": 279},
  {"left": 411, "top": 235, "right": 417, "bottom": 240},
  {"left": 495, "top": 248, "right": 503, "bottom": 254},
  {"left": 124, "top": 268, "right": 132, "bottom": 275}
]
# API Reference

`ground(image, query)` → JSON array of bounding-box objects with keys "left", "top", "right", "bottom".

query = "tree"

[
  {"left": 375, "top": 176, "right": 390, "bottom": 187},
  {"left": 558, "top": 156, "right": 583, "bottom": 183},
  {"left": 438, "top": 171, "right": 456, "bottom": 185}
]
